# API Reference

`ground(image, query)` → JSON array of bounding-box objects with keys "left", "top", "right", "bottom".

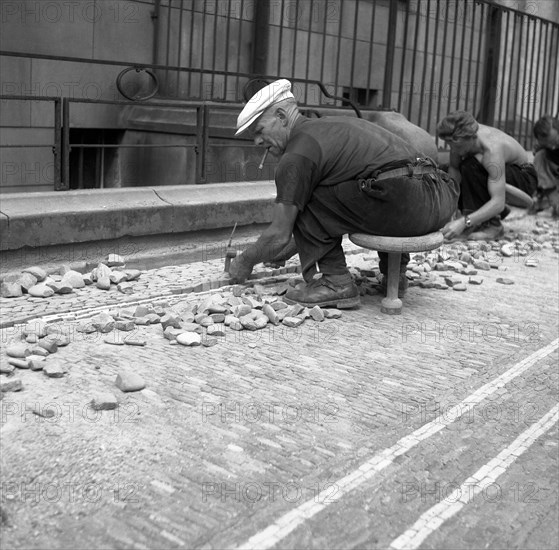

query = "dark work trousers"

[
  {"left": 292, "top": 170, "right": 460, "bottom": 282},
  {"left": 459, "top": 157, "right": 538, "bottom": 215}
]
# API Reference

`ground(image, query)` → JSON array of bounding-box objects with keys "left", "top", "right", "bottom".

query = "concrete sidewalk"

[{"left": 0, "top": 181, "right": 276, "bottom": 251}]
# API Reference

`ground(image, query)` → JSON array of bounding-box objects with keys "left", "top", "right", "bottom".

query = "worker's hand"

[
  {"left": 441, "top": 217, "right": 466, "bottom": 241},
  {"left": 228, "top": 253, "right": 254, "bottom": 284}
]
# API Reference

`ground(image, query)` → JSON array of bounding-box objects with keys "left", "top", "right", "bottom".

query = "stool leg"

[{"left": 381, "top": 252, "right": 403, "bottom": 315}]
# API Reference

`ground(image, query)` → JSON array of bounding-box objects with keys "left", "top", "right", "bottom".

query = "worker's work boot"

[
  {"left": 469, "top": 218, "right": 505, "bottom": 241},
  {"left": 284, "top": 273, "right": 360, "bottom": 309},
  {"left": 377, "top": 272, "right": 409, "bottom": 298}
]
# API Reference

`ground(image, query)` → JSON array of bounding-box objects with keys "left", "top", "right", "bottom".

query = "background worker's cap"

[{"left": 235, "top": 79, "right": 294, "bottom": 136}]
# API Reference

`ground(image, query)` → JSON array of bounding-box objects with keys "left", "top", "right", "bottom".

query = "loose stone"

[
  {"left": 6, "top": 343, "right": 33, "bottom": 358},
  {"left": 106, "top": 254, "right": 125, "bottom": 267},
  {"left": 38, "top": 339, "right": 58, "bottom": 354},
  {"left": 91, "top": 392, "right": 119, "bottom": 410},
  {"left": 496, "top": 277, "right": 515, "bottom": 285},
  {"left": 96, "top": 277, "right": 111, "bottom": 290},
  {"left": 1, "top": 282, "right": 23, "bottom": 298},
  {"left": 61, "top": 270, "right": 86, "bottom": 289},
  {"left": 473, "top": 260, "right": 491, "bottom": 271},
  {"left": 110, "top": 271, "right": 128, "bottom": 285},
  {"left": 22, "top": 266, "right": 47, "bottom": 281},
  {"left": 0, "top": 378, "right": 23, "bottom": 392},
  {"left": 91, "top": 313, "right": 115, "bottom": 333},
  {"left": 43, "top": 364, "right": 67, "bottom": 378},
  {"left": 206, "top": 325, "right": 226, "bottom": 337},
  {"left": 8, "top": 358, "right": 30, "bottom": 369},
  {"left": 27, "top": 356, "right": 46, "bottom": 371},
  {"left": 453, "top": 283, "right": 467, "bottom": 291},
  {"left": 0, "top": 363, "right": 15, "bottom": 374},
  {"left": 19, "top": 273, "right": 39, "bottom": 292},
  {"left": 468, "top": 277, "right": 484, "bottom": 285},
  {"left": 24, "top": 320, "right": 48, "bottom": 338},
  {"left": 323, "top": 309, "right": 342, "bottom": 319},
  {"left": 115, "top": 320, "right": 135, "bottom": 331},
  {"left": 115, "top": 371, "right": 145, "bottom": 392},
  {"left": 176, "top": 333, "right": 202, "bottom": 346},
  {"left": 28, "top": 283, "right": 54, "bottom": 298},
  {"left": 262, "top": 304, "right": 280, "bottom": 325},
  {"left": 309, "top": 305, "right": 325, "bottom": 321},
  {"left": 124, "top": 337, "right": 146, "bottom": 346},
  {"left": 282, "top": 316, "right": 304, "bottom": 328}
]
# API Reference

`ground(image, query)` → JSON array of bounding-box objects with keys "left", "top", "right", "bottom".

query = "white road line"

[
  {"left": 390, "top": 402, "right": 559, "bottom": 550},
  {"left": 234, "top": 339, "right": 558, "bottom": 550}
]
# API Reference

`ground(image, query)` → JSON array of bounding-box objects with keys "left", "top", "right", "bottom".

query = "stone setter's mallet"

[{"left": 224, "top": 222, "right": 238, "bottom": 273}]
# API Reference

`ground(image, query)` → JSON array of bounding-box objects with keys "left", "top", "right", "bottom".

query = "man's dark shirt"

[
  {"left": 275, "top": 116, "right": 422, "bottom": 211},
  {"left": 546, "top": 147, "right": 559, "bottom": 165}
]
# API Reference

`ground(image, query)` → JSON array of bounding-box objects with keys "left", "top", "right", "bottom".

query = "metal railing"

[{"left": 1, "top": 0, "right": 558, "bottom": 192}]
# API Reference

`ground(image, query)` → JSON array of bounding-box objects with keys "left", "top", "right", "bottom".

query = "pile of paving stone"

[
  {"left": 0, "top": 254, "right": 142, "bottom": 298},
  {"left": 352, "top": 222, "right": 558, "bottom": 294},
  {"left": 0, "top": 281, "right": 341, "bottom": 400}
]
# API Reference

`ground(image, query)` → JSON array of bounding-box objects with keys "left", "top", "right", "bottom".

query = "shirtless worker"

[
  {"left": 437, "top": 111, "right": 538, "bottom": 241},
  {"left": 228, "top": 79, "right": 459, "bottom": 308},
  {"left": 532, "top": 115, "right": 559, "bottom": 216}
]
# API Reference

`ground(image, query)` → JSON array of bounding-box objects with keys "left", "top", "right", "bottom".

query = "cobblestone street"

[{"left": 1, "top": 211, "right": 558, "bottom": 550}]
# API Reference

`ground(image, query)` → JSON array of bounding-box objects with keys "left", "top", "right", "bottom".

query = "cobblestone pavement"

[{"left": 1, "top": 211, "right": 558, "bottom": 550}]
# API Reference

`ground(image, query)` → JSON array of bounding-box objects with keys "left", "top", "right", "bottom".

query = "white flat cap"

[{"left": 235, "top": 79, "right": 295, "bottom": 136}]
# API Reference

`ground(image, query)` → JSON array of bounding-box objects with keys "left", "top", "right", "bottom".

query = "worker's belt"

[{"left": 358, "top": 164, "right": 438, "bottom": 191}]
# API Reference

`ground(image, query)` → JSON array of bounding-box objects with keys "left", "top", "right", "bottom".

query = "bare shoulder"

[{"left": 478, "top": 124, "right": 528, "bottom": 164}]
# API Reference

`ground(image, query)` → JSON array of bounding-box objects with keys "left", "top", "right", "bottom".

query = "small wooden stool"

[{"left": 349, "top": 232, "right": 444, "bottom": 314}]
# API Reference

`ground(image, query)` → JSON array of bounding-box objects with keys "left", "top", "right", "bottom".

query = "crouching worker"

[
  {"left": 229, "top": 79, "right": 459, "bottom": 308},
  {"left": 532, "top": 115, "right": 559, "bottom": 216},
  {"left": 437, "top": 111, "right": 538, "bottom": 241}
]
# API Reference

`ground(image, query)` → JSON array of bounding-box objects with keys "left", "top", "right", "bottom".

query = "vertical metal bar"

[
  {"left": 504, "top": 12, "right": 517, "bottom": 125},
  {"left": 62, "top": 98, "right": 70, "bottom": 191},
  {"left": 435, "top": 0, "right": 449, "bottom": 131},
  {"left": 152, "top": 0, "right": 161, "bottom": 65},
  {"left": 367, "top": 0, "right": 378, "bottom": 108},
  {"left": 305, "top": 0, "right": 313, "bottom": 104},
  {"left": 199, "top": 2, "right": 207, "bottom": 97},
  {"left": 78, "top": 138, "right": 84, "bottom": 189},
  {"left": 417, "top": 0, "right": 432, "bottom": 128},
  {"left": 478, "top": 5, "right": 502, "bottom": 126},
  {"left": 176, "top": 0, "right": 184, "bottom": 99},
  {"left": 53, "top": 98, "right": 62, "bottom": 190},
  {"left": 446, "top": 0, "right": 459, "bottom": 115},
  {"left": 196, "top": 105, "right": 203, "bottom": 183},
  {"left": 497, "top": 9, "right": 509, "bottom": 125},
  {"left": 512, "top": 15, "right": 523, "bottom": 140},
  {"left": 550, "top": 27, "right": 559, "bottom": 115},
  {"left": 349, "top": 0, "right": 359, "bottom": 104},
  {"left": 165, "top": 0, "right": 173, "bottom": 94},
  {"left": 541, "top": 22, "right": 550, "bottom": 115},
  {"left": 188, "top": 0, "right": 196, "bottom": 95},
  {"left": 224, "top": 0, "right": 232, "bottom": 99},
  {"left": 291, "top": 0, "right": 300, "bottom": 81},
  {"left": 455, "top": 0, "right": 467, "bottom": 111},
  {"left": 236, "top": 0, "right": 245, "bottom": 97},
  {"left": 530, "top": 19, "right": 544, "bottom": 148},
  {"left": 464, "top": 0, "right": 476, "bottom": 113},
  {"left": 473, "top": 1, "right": 486, "bottom": 117},
  {"left": 382, "top": 0, "right": 399, "bottom": 109},
  {"left": 320, "top": 0, "right": 328, "bottom": 104},
  {"left": 407, "top": 0, "right": 422, "bottom": 119},
  {"left": 526, "top": 17, "right": 538, "bottom": 148},
  {"left": 426, "top": 0, "right": 441, "bottom": 134},
  {"left": 334, "top": 0, "right": 343, "bottom": 105},
  {"left": 514, "top": 15, "right": 530, "bottom": 142},
  {"left": 211, "top": 0, "right": 219, "bottom": 97},
  {"left": 277, "top": 0, "right": 285, "bottom": 75}
]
